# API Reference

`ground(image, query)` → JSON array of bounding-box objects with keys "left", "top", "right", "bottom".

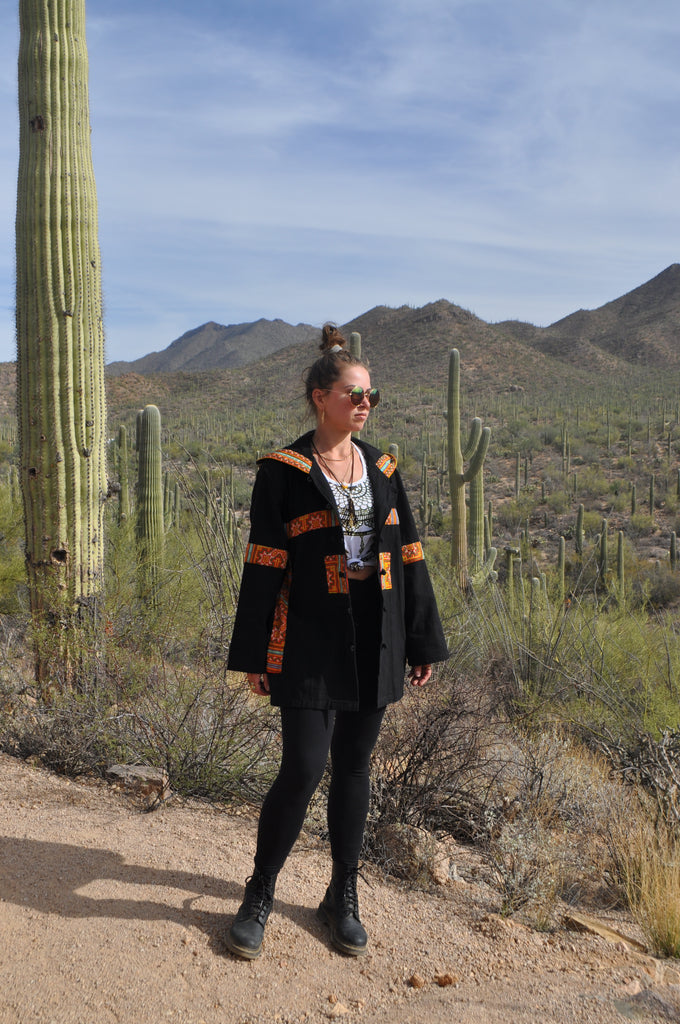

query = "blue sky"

[{"left": 1, "top": 0, "right": 679, "bottom": 363}]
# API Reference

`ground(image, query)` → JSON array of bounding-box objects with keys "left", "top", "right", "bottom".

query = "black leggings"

[{"left": 254, "top": 705, "right": 385, "bottom": 875}]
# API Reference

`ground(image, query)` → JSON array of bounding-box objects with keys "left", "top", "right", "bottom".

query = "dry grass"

[{"left": 610, "top": 817, "right": 680, "bottom": 958}]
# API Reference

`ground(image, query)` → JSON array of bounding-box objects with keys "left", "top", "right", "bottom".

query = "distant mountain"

[
  {"left": 536, "top": 264, "right": 680, "bottom": 368},
  {"left": 106, "top": 318, "right": 319, "bottom": 376},
  {"left": 2, "top": 266, "right": 679, "bottom": 419},
  {"left": 105, "top": 265, "right": 680, "bottom": 383}
]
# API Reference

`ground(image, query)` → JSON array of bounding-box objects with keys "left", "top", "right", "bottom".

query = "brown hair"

[{"left": 303, "top": 324, "right": 367, "bottom": 417}]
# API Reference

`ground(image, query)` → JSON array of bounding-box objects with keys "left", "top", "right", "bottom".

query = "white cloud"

[{"left": 0, "top": 0, "right": 679, "bottom": 362}]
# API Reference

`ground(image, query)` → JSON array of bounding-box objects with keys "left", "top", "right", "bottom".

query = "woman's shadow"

[{"left": 0, "top": 836, "right": 327, "bottom": 957}]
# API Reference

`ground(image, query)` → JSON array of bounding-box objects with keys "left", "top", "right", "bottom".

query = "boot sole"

[
  {"left": 224, "top": 933, "right": 263, "bottom": 960},
  {"left": 317, "top": 903, "right": 368, "bottom": 957}
]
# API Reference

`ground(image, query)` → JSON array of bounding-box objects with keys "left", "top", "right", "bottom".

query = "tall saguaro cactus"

[
  {"left": 447, "top": 349, "right": 494, "bottom": 590},
  {"left": 16, "top": 0, "right": 107, "bottom": 688}
]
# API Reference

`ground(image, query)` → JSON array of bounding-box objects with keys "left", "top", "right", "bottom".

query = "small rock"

[
  {"left": 435, "top": 973, "right": 458, "bottom": 987},
  {"left": 106, "top": 764, "right": 171, "bottom": 809},
  {"left": 408, "top": 973, "right": 426, "bottom": 989},
  {"left": 325, "top": 1003, "right": 349, "bottom": 1018}
]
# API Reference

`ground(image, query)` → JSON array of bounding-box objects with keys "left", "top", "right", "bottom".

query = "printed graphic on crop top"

[{"left": 323, "top": 448, "right": 377, "bottom": 571}]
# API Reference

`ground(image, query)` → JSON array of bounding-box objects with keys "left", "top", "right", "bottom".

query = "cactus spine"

[
  {"left": 136, "top": 405, "right": 164, "bottom": 604},
  {"left": 447, "top": 349, "right": 494, "bottom": 589},
  {"left": 16, "top": 0, "right": 107, "bottom": 687}
]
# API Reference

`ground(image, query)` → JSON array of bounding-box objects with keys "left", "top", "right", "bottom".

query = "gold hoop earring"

[{"left": 321, "top": 408, "right": 326, "bottom": 425}]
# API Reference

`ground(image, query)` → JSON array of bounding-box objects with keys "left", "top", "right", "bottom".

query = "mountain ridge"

[
  {"left": 104, "top": 264, "right": 680, "bottom": 380},
  {"left": 1, "top": 266, "right": 678, "bottom": 419},
  {"left": 107, "top": 318, "right": 319, "bottom": 376}
]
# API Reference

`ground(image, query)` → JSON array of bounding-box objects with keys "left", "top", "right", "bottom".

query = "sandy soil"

[{"left": 2, "top": 752, "right": 680, "bottom": 1024}]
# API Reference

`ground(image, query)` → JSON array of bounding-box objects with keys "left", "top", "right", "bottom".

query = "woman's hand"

[
  {"left": 246, "top": 672, "right": 270, "bottom": 696},
  {"left": 408, "top": 664, "right": 432, "bottom": 687}
]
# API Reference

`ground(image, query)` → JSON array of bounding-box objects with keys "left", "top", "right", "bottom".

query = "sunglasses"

[{"left": 326, "top": 386, "right": 381, "bottom": 407}]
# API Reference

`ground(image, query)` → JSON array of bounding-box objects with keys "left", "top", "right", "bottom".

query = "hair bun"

[{"left": 319, "top": 323, "right": 347, "bottom": 353}]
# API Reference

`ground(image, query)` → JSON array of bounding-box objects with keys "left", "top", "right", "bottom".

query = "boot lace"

[{"left": 242, "top": 873, "right": 275, "bottom": 924}]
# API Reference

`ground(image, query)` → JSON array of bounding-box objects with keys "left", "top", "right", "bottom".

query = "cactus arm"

[
  {"left": 463, "top": 425, "right": 491, "bottom": 483},
  {"left": 462, "top": 417, "right": 482, "bottom": 462}
]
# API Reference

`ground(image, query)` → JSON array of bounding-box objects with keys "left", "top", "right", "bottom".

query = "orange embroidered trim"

[
  {"left": 261, "top": 449, "right": 313, "bottom": 473},
  {"left": 266, "top": 567, "right": 291, "bottom": 674},
  {"left": 244, "top": 543, "right": 288, "bottom": 569},
  {"left": 402, "top": 541, "right": 424, "bottom": 564},
  {"left": 324, "top": 554, "right": 349, "bottom": 595},
  {"left": 376, "top": 453, "right": 397, "bottom": 478},
  {"left": 379, "top": 552, "right": 392, "bottom": 590},
  {"left": 287, "top": 509, "right": 337, "bottom": 538},
  {"left": 384, "top": 508, "right": 400, "bottom": 526}
]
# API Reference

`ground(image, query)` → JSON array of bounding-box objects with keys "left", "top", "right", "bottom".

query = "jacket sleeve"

[
  {"left": 227, "top": 461, "right": 289, "bottom": 674},
  {"left": 394, "top": 470, "right": 449, "bottom": 667}
]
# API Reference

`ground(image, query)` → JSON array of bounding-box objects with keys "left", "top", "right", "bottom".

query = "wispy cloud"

[{"left": 1, "top": 0, "right": 679, "bottom": 361}]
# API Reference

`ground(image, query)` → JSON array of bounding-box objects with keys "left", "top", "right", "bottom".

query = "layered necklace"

[{"left": 312, "top": 440, "right": 358, "bottom": 530}]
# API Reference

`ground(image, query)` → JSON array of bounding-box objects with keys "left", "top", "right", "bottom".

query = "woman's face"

[{"left": 314, "top": 365, "right": 372, "bottom": 435}]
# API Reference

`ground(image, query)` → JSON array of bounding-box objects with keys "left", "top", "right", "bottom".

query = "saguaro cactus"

[
  {"left": 16, "top": 0, "right": 107, "bottom": 688},
  {"left": 118, "top": 425, "right": 130, "bottom": 522},
  {"left": 447, "top": 349, "right": 495, "bottom": 589},
  {"left": 136, "top": 405, "right": 164, "bottom": 604}
]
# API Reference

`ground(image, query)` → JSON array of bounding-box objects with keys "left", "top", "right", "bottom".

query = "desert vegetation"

[{"left": 2, "top": 336, "right": 680, "bottom": 961}]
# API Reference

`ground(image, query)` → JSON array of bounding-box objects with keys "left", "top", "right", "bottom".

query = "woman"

[{"left": 225, "top": 324, "right": 448, "bottom": 960}]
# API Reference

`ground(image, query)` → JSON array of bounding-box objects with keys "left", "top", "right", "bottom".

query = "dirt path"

[{"left": 1, "top": 752, "right": 680, "bottom": 1024}]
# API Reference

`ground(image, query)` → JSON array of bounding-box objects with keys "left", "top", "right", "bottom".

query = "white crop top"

[{"left": 322, "top": 446, "right": 377, "bottom": 570}]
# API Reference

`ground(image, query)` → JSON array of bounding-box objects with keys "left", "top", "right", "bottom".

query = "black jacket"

[{"left": 227, "top": 432, "right": 448, "bottom": 710}]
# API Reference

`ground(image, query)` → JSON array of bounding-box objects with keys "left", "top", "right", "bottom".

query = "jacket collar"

[
  {"left": 260, "top": 430, "right": 397, "bottom": 478},
  {"left": 260, "top": 431, "right": 397, "bottom": 530}
]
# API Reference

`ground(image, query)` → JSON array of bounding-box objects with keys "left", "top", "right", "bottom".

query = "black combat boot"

[
  {"left": 317, "top": 862, "right": 368, "bottom": 956},
  {"left": 226, "top": 867, "right": 277, "bottom": 959}
]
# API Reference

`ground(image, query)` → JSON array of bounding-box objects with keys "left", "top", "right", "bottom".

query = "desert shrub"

[
  {"left": 608, "top": 815, "right": 680, "bottom": 958},
  {"left": 581, "top": 509, "right": 604, "bottom": 536},
  {"left": 628, "top": 513, "right": 656, "bottom": 537},
  {"left": 479, "top": 730, "right": 631, "bottom": 924},
  {"left": 0, "top": 653, "right": 279, "bottom": 803},
  {"left": 545, "top": 489, "right": 571, "bottom": 514},
  {"left": 598, "top": 727, "right": 680, "bottom": 834},
  {"left": 364, "top": 666, "right": 505, "bottom": 853},
  {"left": 642, "top": 567, "right": 680, "bottom": 609}
]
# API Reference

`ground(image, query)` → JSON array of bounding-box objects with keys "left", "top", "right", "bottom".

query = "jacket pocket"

[{"left": 325, "top": 554, "right": 349, "bottom": 594}]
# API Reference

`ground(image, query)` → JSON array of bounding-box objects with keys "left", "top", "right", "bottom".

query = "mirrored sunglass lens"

[{"left": 348, "top": 387, "right": 380, "bottom": 406}]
